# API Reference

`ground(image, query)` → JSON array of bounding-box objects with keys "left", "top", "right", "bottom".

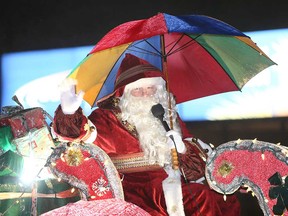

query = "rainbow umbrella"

[{"left": 68, "top": 13, "right": 276, "bottom": 107}]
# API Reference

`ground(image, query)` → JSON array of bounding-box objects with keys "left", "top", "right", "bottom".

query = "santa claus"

[{"left": 52, "top": 53, "right": 240, "bottom": 215}]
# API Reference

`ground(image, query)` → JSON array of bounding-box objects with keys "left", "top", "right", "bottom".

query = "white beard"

[{"left": 120, "top": 95, "right": 171, "bottom": 166}]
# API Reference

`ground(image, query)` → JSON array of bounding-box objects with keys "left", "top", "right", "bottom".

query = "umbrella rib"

[
  {"left": 123, "top": 34, "right": 204, "bottom": 58},
  {"left": 166, "top": 34, "right": 202, "bottom": 57},
  {"left": 142, "top": 38, "right": 163, "bottom": 56},
  {"left": 128, "top": 44, "right": 162, "bottom": 57},
  {"left": 165, "top": 34, "right": 185, "bottom": 56}
]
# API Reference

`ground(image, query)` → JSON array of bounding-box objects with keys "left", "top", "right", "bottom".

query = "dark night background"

[
  {"left": 1, "top": 1, "right": 288, "bottom": 215},
  {"left": 1, "top": 0, "right": 288, "bottom": 53}
]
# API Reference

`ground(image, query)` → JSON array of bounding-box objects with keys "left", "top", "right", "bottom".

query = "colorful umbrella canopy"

[{"left": 68, "top": 13, "right": 276, "bottom": 107}]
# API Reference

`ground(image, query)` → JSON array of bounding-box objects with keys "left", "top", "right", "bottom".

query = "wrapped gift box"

[
  {"left": 0, "top": 107, "right": 48, "bottom": 138},
  {"left": 0, "top": 150, "right": 24, "bottom": 177},
  {"left": 12, "top": 126, "right": 56, "bottom": 179},
  {"left": 12, "top": 126, "right": 55, "bottom": 159}
]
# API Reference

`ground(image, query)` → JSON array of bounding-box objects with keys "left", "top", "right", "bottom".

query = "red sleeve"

[
  {"left": 53, "top": 105, "right": 88, "bottom": 138},
  {"left": 177, "top": 114, "right": 193, "bottom": 138},
  {"left": 178, "top": 140, "right": 207, "bottom": 181}
]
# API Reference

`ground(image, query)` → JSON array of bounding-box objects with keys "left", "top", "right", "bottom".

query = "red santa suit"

[{"left": 53, "top": 53, "right": 241, "bottom": 216}]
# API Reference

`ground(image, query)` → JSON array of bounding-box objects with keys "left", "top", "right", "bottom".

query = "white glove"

[
  {"left": 59, "top": 78, "right": 84, "bottom": 115},
  {"left": 166, "top": 130, "right": 186, "bottom": 153}
]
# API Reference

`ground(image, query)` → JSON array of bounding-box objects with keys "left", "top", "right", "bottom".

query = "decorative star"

[
  {"left": 65, "top": 147, "right": 84, "bottom": 166},
  {"left": 218, "top": 160, "right": 234, "bottom": 178}
]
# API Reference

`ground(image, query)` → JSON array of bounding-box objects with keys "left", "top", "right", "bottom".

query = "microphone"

[
  {"left": 151, "top": 103, "right": 170, "bottom": 132},
  {"left": 151, "top": 104, "right": 179, "bottom": 170}
]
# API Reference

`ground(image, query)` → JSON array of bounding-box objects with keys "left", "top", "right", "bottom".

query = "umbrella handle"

[{"left": 171, "top": 148, "right": 179, "bottom": 170}]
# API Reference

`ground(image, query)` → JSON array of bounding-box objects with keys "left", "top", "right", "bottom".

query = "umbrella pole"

[
  {"left": 161, "top": 35, "right": 180, "bottom": 170},
  {"left": 160, "top": 35, "right": 173, "bottom": 129}
]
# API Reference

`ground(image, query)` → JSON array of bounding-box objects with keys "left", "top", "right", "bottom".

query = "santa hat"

[{"left": 97, "top": 53, "right": 166, "bottom": 105}]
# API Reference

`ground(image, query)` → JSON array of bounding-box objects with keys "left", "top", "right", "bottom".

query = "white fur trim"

[
  {"left": 162, "top": 174, "right": 185, "bottom": 216},
  {"left": 124, "top": 77, "right": 165, "bottom": 93},
  {"left": 84, "top": 120, "right": 97, "bottom": 143}
]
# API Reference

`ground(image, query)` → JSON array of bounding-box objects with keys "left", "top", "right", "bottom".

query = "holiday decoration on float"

[
  {"left": 46, "top": 141, "right": 124, "bottom": 201},
  {"left": 42, "top": 141, "right": 151, "bottom": 215},
  {"left": 205, "top": 139, "right": 288, "bottom": 216}
]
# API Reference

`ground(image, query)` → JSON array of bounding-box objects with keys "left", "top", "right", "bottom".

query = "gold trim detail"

[{"left": 110, "top": 152, "right": 162, "bottom": 173}]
